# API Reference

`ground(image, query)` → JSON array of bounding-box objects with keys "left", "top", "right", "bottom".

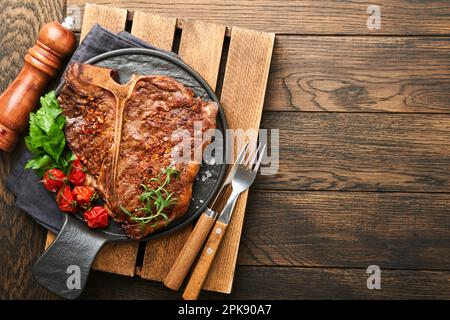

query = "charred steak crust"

[{"left": 58, "top": 63, "right": 218, "bottom": 239}]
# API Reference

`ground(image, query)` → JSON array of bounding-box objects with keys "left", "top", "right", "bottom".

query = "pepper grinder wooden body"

[{"left": 0, "top": 19, "right": 76, "bottom": 152}]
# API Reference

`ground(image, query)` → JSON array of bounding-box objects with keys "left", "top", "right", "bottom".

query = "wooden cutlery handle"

[
  {"left": 164, "top": 211, "right": 217, "bottom": 291},
  {"left": 183, "top": 220, "right": 228, "bottom": 300}
]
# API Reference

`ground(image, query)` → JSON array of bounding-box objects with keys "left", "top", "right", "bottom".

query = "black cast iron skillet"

[{"left": 32, "top": 48, "right": 227, "bottom": 299}]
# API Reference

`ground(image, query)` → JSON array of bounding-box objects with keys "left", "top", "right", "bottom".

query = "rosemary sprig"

[{"left": 121, "top": 166, "right": 180, "bottom": 229}]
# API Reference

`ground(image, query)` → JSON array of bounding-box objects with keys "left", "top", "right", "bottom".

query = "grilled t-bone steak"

[{"left": 58, "top": 63, "right": 218, "bottom": 239}]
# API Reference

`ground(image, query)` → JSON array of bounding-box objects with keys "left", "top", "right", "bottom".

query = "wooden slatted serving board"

[{"left": 46, "top": 3, "right": 274, "bottom": 294}]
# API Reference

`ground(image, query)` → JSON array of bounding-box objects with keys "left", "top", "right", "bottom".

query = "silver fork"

[
  {"left": 217, "top": 143, "right": 266, "bottom": 225},
  {"left": 183, "top": 143, "right": 266, "bottom": 300}
]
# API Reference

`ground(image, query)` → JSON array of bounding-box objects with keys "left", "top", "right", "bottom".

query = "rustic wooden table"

[{"left": 1, "top": 0, "right": 449, "bottom": 299}]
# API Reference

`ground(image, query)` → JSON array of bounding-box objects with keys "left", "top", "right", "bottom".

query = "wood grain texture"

[
  {"left": 255, "top": 112, "right": 450, "bottom": 192},
  {"left": 231, "top": 267, "right": 450, "bottom": 300},
  {"left": 0, "top": 0, "right": 65, "bottom": 299},
  {"left": 203, "top": 27, "right": 275, "bottom": 293},
  {"left": 66, "top": 32, "right": 450, "bottom": 113},
  {"left": 68, "top": 0, "right": 450, "bottom": 35},
  {"left": 81, "top": 267, "right": 450, "bottom": 299},
  {"left": 265, "top": 36, "right": 450, "bottom": 112},
  {"left": 178, "top": 20, "right": 225, "bottom": 90},
  {"left": 139, "top": 16, "right": 225, "bottom": 283},
  {"left": 140, "top": 226, "right": 192, "bottom": 281},
  {"left": 239, "top": 191, "right": 450, "bottom": 270},
  {"left": 131, "top": 12, "right": 176, "bottom": 51},
  {"left": 60, "top": 33, "right": 450, "bottom": 113},
  {"left": 80, "top": 3, "right": 128, "bottom": 40},
  {"left": 3, "top": 0, "right": 449, "bottom": 300},
  {"left": 45, "top": 2, "right": 139, "bottom": 278},
  {"left": 68, "top": 5, "right": 450, "bottom": 113}
]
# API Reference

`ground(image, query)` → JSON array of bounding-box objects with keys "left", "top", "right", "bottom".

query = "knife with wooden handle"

[
  {"left": 163, "top": 208, "right": 217, "bottom": 290},
  {"left": 163, "top": 142, "right": 249, "bottom": 291}
]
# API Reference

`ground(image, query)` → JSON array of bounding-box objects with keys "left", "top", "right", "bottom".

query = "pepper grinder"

[{"left": 0, "top": 17, "right": 77, "bottom": 152}]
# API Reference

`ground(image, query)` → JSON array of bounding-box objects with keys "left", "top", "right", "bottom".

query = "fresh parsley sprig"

[
  {"left": 121, "top": 166, "right": 180, "bottom": 228},
  {"left": 24, "top": 91, "right": 75, "bottom": 175}
]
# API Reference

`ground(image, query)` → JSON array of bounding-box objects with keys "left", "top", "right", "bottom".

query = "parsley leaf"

[{"left": 24, "top": 91, "right": 73, "bottom": 175}]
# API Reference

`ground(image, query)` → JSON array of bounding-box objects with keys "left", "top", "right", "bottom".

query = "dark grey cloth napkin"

[{"left": 6, "top": 24, "right": 179, "bottom": 233}]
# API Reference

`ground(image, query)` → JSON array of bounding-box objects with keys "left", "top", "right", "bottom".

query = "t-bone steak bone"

[{"left": 58, "top": 63, "right": 218, "bottom": 239}]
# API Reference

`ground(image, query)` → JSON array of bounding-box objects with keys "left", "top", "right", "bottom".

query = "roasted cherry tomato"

[
  {"left": 42, "top": 168, "right": 66, "bottom": 192},
  {"left": 68, "top": 159, "right": 86, "bottom": 185},
  {"left": 56, "top": 185, "right": 77, "bottom": 213},
  {"left": 84, "top": 206, "right": 109, "bottom": 228},
  {"left": 72, "top": 186, "right": 96, "bottom": 207}
]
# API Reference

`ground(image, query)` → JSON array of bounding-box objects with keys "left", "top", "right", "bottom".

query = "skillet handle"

[{"left": 32, "top": 214, "right": 109, "bottom": 299}]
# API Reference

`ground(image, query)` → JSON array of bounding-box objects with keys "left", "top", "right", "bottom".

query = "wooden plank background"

[
  {"left": 67, "top": 0, "right": 450, "bottom": 35},
  {"left": 0, "top": 0, "right": 64, "bottom": 299},
  {"left": 0, "top": 0, "right": 449, "bottom": 299}
]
